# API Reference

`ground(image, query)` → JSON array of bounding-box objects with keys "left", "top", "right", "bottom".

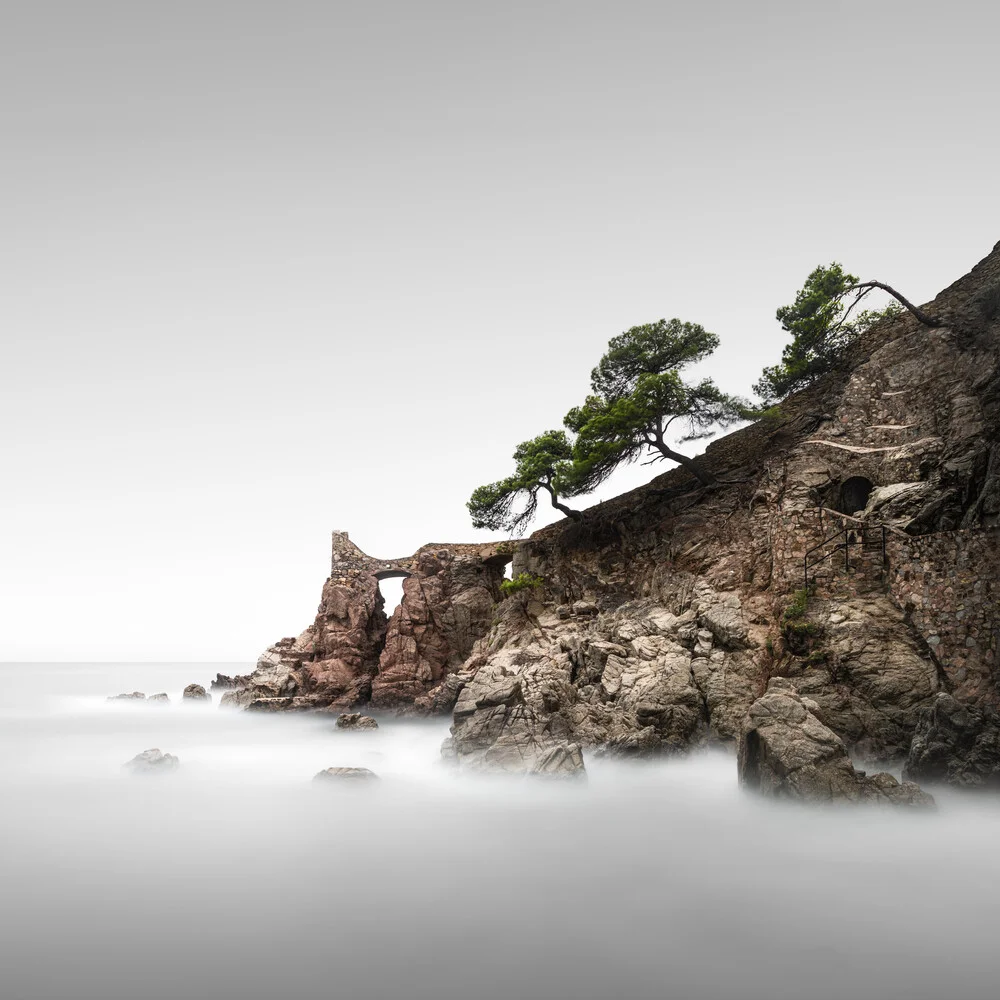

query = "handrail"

[{"left": 803, "top": 523, "right": 886, "bottom": 589}]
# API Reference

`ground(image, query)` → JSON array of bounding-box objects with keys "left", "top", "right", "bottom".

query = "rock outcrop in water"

[
  {"left": 241, "top": 242, "right": 1000, "bottom": 793},
  {"left": 229, "top": 535, "right": 512, "bottom": 712},
  {"left": 738, "top": 679, "right": 933, "bottom": 805},
  {"left": 124, "top": 748, "right": 179, "bottom": 773}
]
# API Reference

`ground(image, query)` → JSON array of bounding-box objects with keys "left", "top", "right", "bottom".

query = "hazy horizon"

[{"left": 4, "top": 2, "right": 999, "bottom": 659}]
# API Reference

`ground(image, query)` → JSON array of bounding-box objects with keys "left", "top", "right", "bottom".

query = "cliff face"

[
  {"left": 446, "top": 241, "right": 1000, "bottom": 771},
  {"left": 236, "top": 242, "right": 1000, "bottom": 782}
]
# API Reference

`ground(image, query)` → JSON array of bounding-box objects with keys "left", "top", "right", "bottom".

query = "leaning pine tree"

[
  {"left": 564, "top": 319, "right": 747, "bottom": 489},
  {"left": 754, "top": 262, "right": 941, "bottom": 405},
  {"left": 467, "top": 430, "right": 582, "bottom": 534}
]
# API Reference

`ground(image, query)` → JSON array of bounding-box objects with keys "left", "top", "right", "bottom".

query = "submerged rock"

[
  {"left": 182, "top": 683, "right": 210, "bottom": 702},
  {"left": 313, "top": 767, "right": 379, "bottom": 782},
  {"left": 108, "top": 691, "right": 146, "bottom": 701},
  {"left": 335, "top": 713, "right": 379, "bottom": 731},
  {"left": 124, "top": 748, "right": 180, "bottom": 774},
  {"left": 738, "top": 679, "right": 933, "bottom": 807},
  {"left": 147, "top": 692, "right": 170, "bottom": 703},
  {"left": 903, "top": 692, "right": 1000, "bottom": 789}
]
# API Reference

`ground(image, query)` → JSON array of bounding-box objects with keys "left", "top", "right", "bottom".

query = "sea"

[{"left": 1, "top": 661, "right": 998, "bottom": 1000}]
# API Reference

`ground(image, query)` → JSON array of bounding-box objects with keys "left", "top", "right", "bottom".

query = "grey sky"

[{"left": 2, "top": 2, "right": 997, "bottom": 659}]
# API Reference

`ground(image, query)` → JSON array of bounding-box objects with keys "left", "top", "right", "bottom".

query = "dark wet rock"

[
  {"left": 739, "top": 679, "right": 933, "bottom": 807},
  {"left": 335, "top": 713, "right": 379, "bottom": 730},
  {"left": 903, "top": 692, "right": 1000, "bottom": 789},
  {"left": 313, "top": 767, "right": 379, "bottom": 782},
  {"left": 108, "top": 692, "right": 146, "bottom": 701},
  {"left": 124, "top": 748, "right": 179, "bottom": 774},
  {"left": 182, "top": 683, "right": 210, "bottom": 702}
]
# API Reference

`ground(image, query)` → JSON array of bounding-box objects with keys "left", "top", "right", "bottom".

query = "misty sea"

[{"left": 1, "top": 661, "right": 998, "bottom": 1000}]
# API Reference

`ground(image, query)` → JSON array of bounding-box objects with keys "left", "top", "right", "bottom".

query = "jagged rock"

[
  {"left": 108, "top": 691, "right": 145, "bottom": 701},
  {"left": 738, "top": 680, "right": 933, "bottom": 806},
  {"left": 371, "top": 550, "right": 500, "bottom": 708},
  {"left": 148, "top": 692, "right": 170, "bottom": 703},
  {"left": 182, "top": 684, "right": 210, "bottom": 702},
  {"left": 336, "top": 713, "right": 379, "bottom": 730},
  {"left": 124, "top": 749, "right": 179, "bottom": 774},
  {"left": 530, "top": 742, "right": 586, "bottom": 778},
  {"left": 220, "top": 687, "right": 255, "bottom": 710},
  {"left": 210, "top": 672, "right": 250, "bottom": 691},
  {"left": 313, "top": 767, "right": 379, "bottom": 782},
  {"left": 903, "top": 692, "right": 1000, "bottom": 788}
]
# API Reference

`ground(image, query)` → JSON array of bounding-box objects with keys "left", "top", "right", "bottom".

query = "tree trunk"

[
  {"left": 850, "top": 281, "right": 942, "bottom": 328},
  {"left": 541, "top": 483, "right": 582, "bottom": 521},
  {"left": 651, "top": 442, "right": 717, "bottom": 486}
]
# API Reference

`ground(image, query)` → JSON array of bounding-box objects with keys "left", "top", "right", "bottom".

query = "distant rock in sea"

[{"left": 124, "top": 748, "right": 180, "bottom": 774}]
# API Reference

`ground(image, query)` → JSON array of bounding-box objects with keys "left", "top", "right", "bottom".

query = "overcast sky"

[{"left": 2, "top": 1, "right": 997, "bottom": 660}]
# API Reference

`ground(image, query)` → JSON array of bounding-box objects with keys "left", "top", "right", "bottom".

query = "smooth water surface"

[{"left": 1, "top": 662, "right": 998, "bottom": 1000}]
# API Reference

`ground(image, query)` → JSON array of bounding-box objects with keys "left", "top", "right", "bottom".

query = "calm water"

[{"left": 1, "top": 662, "right": 998, "bottom": 1000}]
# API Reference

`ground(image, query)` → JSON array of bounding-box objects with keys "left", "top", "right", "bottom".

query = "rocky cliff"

[{"left": 236, "top": 242, "right": 1000, "bottom": 788}]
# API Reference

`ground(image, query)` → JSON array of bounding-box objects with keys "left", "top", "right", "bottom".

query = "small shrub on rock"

[{"left": 499, "top": 573, "right": 544, "bottom": 598}]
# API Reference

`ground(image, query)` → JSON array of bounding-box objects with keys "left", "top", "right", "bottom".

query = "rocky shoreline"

[{"left": 167, "top": 243, "right": 1000, "bottom": 805}]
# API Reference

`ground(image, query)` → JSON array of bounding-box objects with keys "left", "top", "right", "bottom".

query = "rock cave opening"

[{"left": 838, "top": 476, "right": 874, "bottom": 515}]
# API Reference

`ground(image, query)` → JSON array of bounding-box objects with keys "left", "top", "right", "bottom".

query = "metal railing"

[{"left": 803, "top": 522, "right": 887, "bottom": 589}]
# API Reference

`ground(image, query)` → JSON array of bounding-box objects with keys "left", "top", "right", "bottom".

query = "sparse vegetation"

[{"left": 499, "top": 572, "right": 544, "bottom": 598}]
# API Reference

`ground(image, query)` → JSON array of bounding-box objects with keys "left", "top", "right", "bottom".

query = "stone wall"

[{"left": 886, "top": 528, "right": 1000, "bottom": 704}]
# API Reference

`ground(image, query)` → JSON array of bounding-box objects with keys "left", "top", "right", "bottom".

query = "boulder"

[
  {"left": 124, "top": 748, "right": 179, "bottom": 774},
  {"left": 108, "top": 691, "right": 145, "bottom": 701},
  {"left": 182, "top": 683, "right": 210, "bottom": 702},
  {"left": 903, "top": 692, "right": 1000, "bottom": 789},
  {"left": 147, "top": 692, "right": 170, "bottom": 703},
  {"left": 335, "top": 713, "right": 379, "bottom": 731},
  {"left": 738, "top": 679, "right": 933, "bottom": 807},
  {"left": 313, "top": 767, "right": 379, "bottom": 782}
]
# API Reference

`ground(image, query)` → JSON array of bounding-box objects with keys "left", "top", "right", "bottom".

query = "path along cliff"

[{"left": 230, "top": 242, "right": 1000, "bottom": 786}]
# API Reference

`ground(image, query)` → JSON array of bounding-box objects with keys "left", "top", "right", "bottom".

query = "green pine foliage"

[{"left": 754, "top": 263, "right": 901, "bottom": 404}]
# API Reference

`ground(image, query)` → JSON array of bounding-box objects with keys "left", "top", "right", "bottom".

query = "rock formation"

[
  {"left": 229, "top": 534, "right": 511, "bottom": 712},
  {"left": 738, "top": 679, "right": 933, "bottom": 805},
  {"left": 242, "top": 241, "right": 1000, "bottom": 791},
  {"left": 183, "top": 683, "right": 210, "bottom": 702},
  {"left": 336, "top": 713, "right": 379, "bottom": 730}
]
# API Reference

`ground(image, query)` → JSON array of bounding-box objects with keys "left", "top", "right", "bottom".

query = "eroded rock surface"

[
  {"left": 903, "top": 692, "right": 1000, "bottom": 788},
  {"left": 738, "top": 680, "right": 933, "bottom": 806},
  {"left": 182, "top": 684, "right": 210, "bottom": 702}
]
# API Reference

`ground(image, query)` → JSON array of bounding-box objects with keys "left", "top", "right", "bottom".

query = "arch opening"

[
  {"left": 377, "top": 575, "right": 409, "bottom": 615},
  {"left": 838, "top": 476, "right": 874, "bottom": 515}
]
